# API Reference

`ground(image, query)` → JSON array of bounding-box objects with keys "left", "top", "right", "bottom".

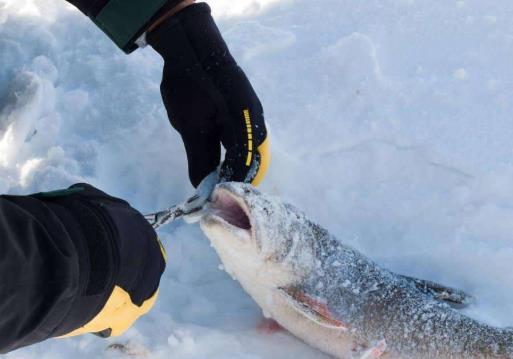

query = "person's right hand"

[{"left": 147, "top": 3, "right": 270, "bottom": 188}]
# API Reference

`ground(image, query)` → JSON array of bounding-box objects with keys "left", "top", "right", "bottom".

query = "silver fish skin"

[{"left": 200, "top": 183, "right": 513, "bottom": 359}]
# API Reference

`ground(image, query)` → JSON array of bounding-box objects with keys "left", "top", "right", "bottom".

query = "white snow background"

[{"left": 2, "top": 0, "right": 513, "bottom": 358}]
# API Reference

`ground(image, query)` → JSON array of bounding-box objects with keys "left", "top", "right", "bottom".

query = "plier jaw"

[{"left": 145, "top": 171, "right": 218, "bottom": 229}]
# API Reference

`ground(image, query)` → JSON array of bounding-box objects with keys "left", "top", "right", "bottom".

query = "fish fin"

[
  {"left": 257, "top": 318, "right": 283, "bottom": 334},
  {"left": 277, "top": 287, "right": 348, "bottom": 331},
  {"left": 357, "top": 340, "right": 387, "bottom": 359},
  {"left": 399, "top": 274, "right": 475, "bottom": 309}
]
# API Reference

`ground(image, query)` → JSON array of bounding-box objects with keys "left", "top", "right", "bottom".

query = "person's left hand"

[{"left": 147, "top": 3, "right": 270, "bottom": 188}]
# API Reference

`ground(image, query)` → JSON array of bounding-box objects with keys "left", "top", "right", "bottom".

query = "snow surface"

[{"left": 1, "top": 0, "right": 513, "bottom": 358}]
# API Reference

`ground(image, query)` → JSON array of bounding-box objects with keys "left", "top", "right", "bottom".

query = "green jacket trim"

[{"left": 93, "top": 0, "right": 168, "bottom": 53}]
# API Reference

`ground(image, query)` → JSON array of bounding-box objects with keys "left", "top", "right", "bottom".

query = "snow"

[{"left": 1, "top": 0, "right": 513, "bottom": 357}]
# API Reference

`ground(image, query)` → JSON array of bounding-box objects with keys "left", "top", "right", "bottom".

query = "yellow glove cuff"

[{"left": 251, "top": 137, "right": 271, "bottom": 187}]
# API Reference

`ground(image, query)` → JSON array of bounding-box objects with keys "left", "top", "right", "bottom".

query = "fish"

[{"left": 200, "top": 183, "right": 513, "bottom": 359}]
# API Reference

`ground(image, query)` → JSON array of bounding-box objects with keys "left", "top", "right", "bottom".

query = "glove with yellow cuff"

[
  {"left": 55, "top": 184, "right": 167, "bottom": 339},
  {"left": 0, "top": 184, "right": 165, "bottom": 353},
  {"left": 147, "top": 3, "right": 270, "bottom": 188}
]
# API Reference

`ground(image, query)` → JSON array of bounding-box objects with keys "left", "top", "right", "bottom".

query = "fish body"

[{"left": 200, "top": 183, "right": 513, "bottom": 359}]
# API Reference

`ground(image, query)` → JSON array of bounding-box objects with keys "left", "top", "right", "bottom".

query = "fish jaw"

[{"left": 201, "top": 186, "right": 254, "bottom": 244}]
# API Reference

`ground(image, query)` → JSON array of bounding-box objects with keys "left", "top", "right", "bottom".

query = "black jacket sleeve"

[
  {"left": 65, "top": 0, "right": 183, "bottom": 53},
  {"left": 0, "top": 195, "right": 81, "bottom": 353},
  {"left": 0, "top": 184, "right": 165, "bottom": 354}
]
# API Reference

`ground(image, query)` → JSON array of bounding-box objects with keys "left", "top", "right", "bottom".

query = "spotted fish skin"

[
  {"left": 201, "top": 183, "right": 513, "bottom": 359},
  {"left": 303, "top": 222, "right": 513, "bottom": 358}
]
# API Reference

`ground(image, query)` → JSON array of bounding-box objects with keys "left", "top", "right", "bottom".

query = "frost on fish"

[{"left": 200, "top": 183, "right": 513, "bottom": 359}]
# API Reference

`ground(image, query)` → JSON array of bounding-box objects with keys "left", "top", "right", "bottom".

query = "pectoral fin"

[{"left": 277, "top": 287, "right": 348, "bottom": 331}]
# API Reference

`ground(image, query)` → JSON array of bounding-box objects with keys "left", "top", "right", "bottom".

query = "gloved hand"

[
  {"left": 147, "top": 3, "right": 270, "bottom": 188},
  {"left": 51, "top": 184, "right": 166, "bottom": 339}
]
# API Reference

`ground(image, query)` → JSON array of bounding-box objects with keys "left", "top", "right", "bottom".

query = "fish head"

[
  {"left": 200, "top": 183, "right": 357, "bottom": 358},
  {"left": 200, "top": 183, "right": 316, "bottom": 288}
]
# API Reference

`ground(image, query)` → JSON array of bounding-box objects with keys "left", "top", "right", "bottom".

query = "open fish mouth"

[{"left": 207, "top": 187, "right": 252, "bottom": 231}]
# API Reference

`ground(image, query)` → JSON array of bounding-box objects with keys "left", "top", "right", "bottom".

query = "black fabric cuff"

[{"left": 148, "top": 3, "right": 236, "bottom": 69}]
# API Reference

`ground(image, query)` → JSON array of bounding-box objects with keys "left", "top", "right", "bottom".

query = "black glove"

[{"left": 147, "top": 3, "right": 270, "bottom": 188}]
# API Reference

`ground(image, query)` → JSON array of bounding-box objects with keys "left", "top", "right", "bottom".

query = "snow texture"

[{"left": 1, "top": 0, "right": 513, "bottom": 358}]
